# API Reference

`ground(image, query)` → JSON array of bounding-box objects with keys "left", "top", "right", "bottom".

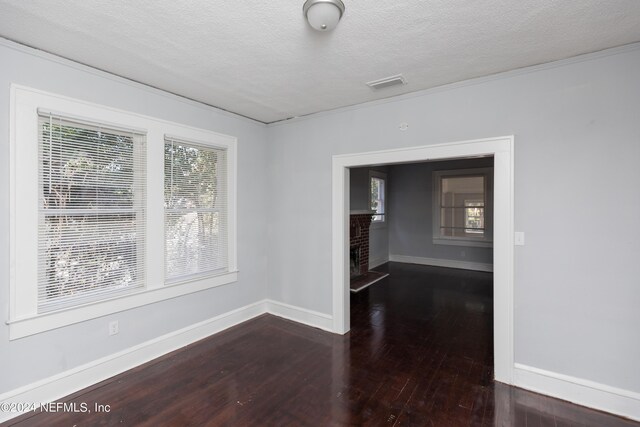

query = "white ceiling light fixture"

[{"left": 303, "top": 0, "right": 345, "bottom": 31}]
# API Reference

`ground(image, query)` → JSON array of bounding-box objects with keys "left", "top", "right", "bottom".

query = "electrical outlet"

[{"left": 108, "top": 321, "right": 119, "bottom": 336}]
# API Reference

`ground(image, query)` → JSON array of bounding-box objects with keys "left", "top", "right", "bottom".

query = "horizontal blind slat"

[
  {"left": 164, "top": 137, "right": 228, "bottom": 282},
  {"left": 37, "top": 113, "right": 146, "bottom": 312}
]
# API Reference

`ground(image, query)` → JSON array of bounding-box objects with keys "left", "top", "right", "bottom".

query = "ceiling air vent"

[{"left": 366, "top": 74, "right": 407, "bottom": 90}]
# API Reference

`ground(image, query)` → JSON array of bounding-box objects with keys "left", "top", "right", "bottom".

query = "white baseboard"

[
  {"left": 368, "top": 257, "right": 389, "bottom": 269},
  {"left": 389, "top": 254, "right": 493, "bottom": 272},
  {"left": 0, "top": 299, "right": 334, "bottom": 423},
  {"left": 266, "top": 299, "right": 334, "bottom": 333},
  {"left": 514, "top": 363, "right": 640, "bottom": 422},
  {"left": 0, "top": 300, "right": 268, "bottom": 423},
  {"left": 3, "top": 300, "right": 638, "bottom": 423}
]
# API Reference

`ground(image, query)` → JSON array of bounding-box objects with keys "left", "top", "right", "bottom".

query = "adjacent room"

[
  {"left": 1, "top": 1, "right": 639, "bottom": 425},
  {"left": 347, "top": 158, "right": 497, "bottom": 424}
]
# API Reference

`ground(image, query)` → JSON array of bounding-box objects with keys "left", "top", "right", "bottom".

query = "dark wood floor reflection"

[{"left": 6, "top": 262, "right": 638, "bottom": 426}]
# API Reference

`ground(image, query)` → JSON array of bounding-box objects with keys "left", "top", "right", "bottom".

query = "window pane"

[
  {"left": 465, "top": 202, "right": 484, "bottom": 234},
  {"left": 370, "top": 176, "right": 385, "bottom": 221},
  {"left": 164, "top": 138, "right": 228, "bottom": 282},
  {"left": 440, "top": 207, "right": 466, "bottom": 228},
  {"left": 38, "top": 115, "right": 146, "bottom": 312},
  {"left": 438, "top": 173, "right": 487, "bottom": 240},
  {"left": 164, "top": 143, "right": 221, "bottom": 210},
  {"left": 39, "top": 213, "right": 142, "bottom": 310},
  {"left": 441, "top": 176, "right": 484, "bottom": 207},
  {"left": 41, "top": 120, "right": 138, "bottom": 209},
  {"left": 165, "top": 211, "right": 225, "bottom": 277}
]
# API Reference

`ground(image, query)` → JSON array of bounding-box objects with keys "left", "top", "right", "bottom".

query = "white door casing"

[{"left": 331, "top": 136, "right": 515, "bottom": 384}]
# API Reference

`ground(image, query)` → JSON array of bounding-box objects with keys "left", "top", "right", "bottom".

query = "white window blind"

[
  {"left": 164, "top": 137, "right": 228, "bottom": 283},
  {"left": 37, "top": 113, "right": 147, "bottom": 312}
]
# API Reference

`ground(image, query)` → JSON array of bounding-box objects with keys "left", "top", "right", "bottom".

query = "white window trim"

[
  {"left": 432, "top": 167, "right": 493, "bottom": 248},
  {"left": 9, "top": 84, "right": 237, "bottom": 340},
  {"left": 369, "top": 170, "right": 387, "bottom": 228},
  {"left": 164, "top": 136, "right": 231, "bottom": 284}
]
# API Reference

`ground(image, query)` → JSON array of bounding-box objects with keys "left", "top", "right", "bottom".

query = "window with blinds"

[
  {"left": 164, "top": 137, "right": 228, "bottom": 283},
  {"left": 11, "top": 86, "right": 237, "bottom": 338},
  {"left": 38, "top": 114, "right": 146, "bottom": 312}
]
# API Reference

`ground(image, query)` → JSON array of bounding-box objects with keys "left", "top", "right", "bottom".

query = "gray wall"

[
  {"left": 388, "top": 158, "right": 493, "bottom": 265},
  {"left": 0, "top": 43, "right": 269, "bottom": 393},
  {"left": 2, "top": 38, "right": 640, "bottom": 402},
  {"left": 267, "top": 46, "right": 640, "bottom": 393},
  {"left": 349, "top": 166, "right": 389, "bottom": 267}
]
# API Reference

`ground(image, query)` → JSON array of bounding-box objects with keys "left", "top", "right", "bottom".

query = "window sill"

[
  {"left": 432, "top": 238, "right": 493, "bottom": 248},
  {"left": 8, "top": 271, "right": 238, "bottom": 340}
]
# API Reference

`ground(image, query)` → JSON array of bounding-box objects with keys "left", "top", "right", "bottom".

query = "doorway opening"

[{"left": 331, "top": 136, "right": 514, "bottom": 384}]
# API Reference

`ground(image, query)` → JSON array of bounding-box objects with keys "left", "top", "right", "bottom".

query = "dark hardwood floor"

[{"left": 5, "top": 262, "right": 638, "bottom": 426}]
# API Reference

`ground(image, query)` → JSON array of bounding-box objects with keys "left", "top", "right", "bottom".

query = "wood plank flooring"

[{"left": 5, "top": 262, "right": 638, "bottom": 426}]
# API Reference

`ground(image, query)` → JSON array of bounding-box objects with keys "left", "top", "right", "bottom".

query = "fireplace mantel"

[{"left": 350, "top": 210, "right": 376, "bottom": 215}]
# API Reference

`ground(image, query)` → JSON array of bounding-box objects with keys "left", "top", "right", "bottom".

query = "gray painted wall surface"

[
  {"left": 2, "top": 40, "right": 640, "bottom": 401},
  {"left": 349, "top": 166, "right": 389, "bottom": 267},
  {"left": 348, "top": 167, "right": 372, "bottom": 212},
  {"left": 388, "top": 158, "right": 493, "bottom": 265},
  {"left": 0, "top": 43, "right": 268, "bottom": 393},
  {"left": 267, "top": 47, "right": 640, "bottom": 393}
]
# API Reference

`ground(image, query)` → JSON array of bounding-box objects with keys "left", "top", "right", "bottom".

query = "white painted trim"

[
  {"left": 332, "top": 136, "right": 514, "bottom": 383},
  {"left": 431, "top": 167, "right": 493, "bottom": 248},
  {"left": 514, "top": 363, "right": 640, "bottom": 422},
  {"left": 0, "top": 299, "right": 337, "bottom": 423},
  {"left": 0, "top": 37, "right": 265, "bottom": 126},
  {"left": 389, "top": 254, "right": 493, "bottom": 273},
  {"left": 8, "top": 272, "right": 239, "bottom": 339},
  {"left": 0, "top": 300, "right": 269, "bottom": 423},
  {"left": 368, "top": 257, "right": 389, "bottom": 269},
  {"left": 432, "top": 167, "right": 493, "bottom": 248},
  {"left": 266, "top": 299, "right": 334, "bottom": 333},
  {"left": 3, "top": 296, "right": 637, "bottom": 424},
  {"left": 9, "top": 84, "right": 239, "bottom": 339},
  {"left": 268, "top": 42, "right": 640, "bottom": 127},
  {"left": 2, "top": 37, "right": 639, "bottom": 127},
  {"left": 332, "top": 165, "right": 351, "bottom": 334}
]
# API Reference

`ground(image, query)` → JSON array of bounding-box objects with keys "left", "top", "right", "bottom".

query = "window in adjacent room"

[
  {"left": 433, "top": 168, "right": 493, "bottom": 247},
  {"left": 369, "top": 171, "right": 386, "bottom": 223}
]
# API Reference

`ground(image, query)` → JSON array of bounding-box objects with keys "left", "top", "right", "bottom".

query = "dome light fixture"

[{"left": 303, "top": 0, "right": 345, "bottom": 32}]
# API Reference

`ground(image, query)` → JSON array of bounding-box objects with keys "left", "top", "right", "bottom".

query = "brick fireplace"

[{"left": 350, "top": 211, "right": 375, "bottom": 277}]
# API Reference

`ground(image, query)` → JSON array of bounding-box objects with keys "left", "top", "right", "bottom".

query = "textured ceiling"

[{"left": 1, "top": 1, "right": 640, "bottom": 123}]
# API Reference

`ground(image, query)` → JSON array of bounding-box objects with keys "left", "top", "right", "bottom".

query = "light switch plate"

[{"left": 514, "top": 232, "right": 525, "bottom": 246}]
